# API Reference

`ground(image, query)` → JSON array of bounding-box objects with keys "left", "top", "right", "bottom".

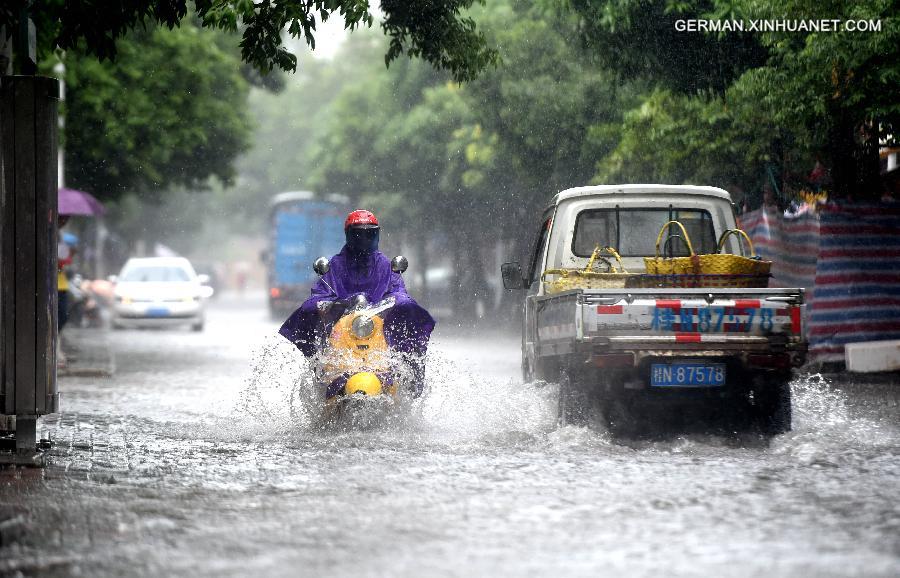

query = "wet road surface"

[{"left": 1, "top": 293, "right": 899, "bottom": 577}]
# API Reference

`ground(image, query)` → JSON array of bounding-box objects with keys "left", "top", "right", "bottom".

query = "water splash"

[
  {"left": 772, "top": 372, "right": 900, "bottom": 463},
  {"left": 231, "top": 334, "right": 900, "bottom": 464},
  {"left": 231, "top": 333, "right": 557, "bottom": 449},
  {"left": 792, "top": 373, "right": 851, "bottom": 430},
  {"left": 230, "top": 334, "right": 315, "bottom": 438},
  {"left": 409, "top": 353, "right": 557, "bottom": 446}
]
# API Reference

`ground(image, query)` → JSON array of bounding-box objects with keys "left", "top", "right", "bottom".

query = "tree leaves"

[
  {"left": 7, "top": 0, "right": 496, "bottom": 83},
  {"left": 62, "top": 23, "right": 252, "bottom": 199},
  {"left": 568, "top": 0, "right": 899, "bottom": 198},
  {"left": 381, "top": 1, "right": 498, "bottom": 82}
]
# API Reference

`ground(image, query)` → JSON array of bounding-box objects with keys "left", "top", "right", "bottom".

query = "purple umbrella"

[{"left": 58, "top": 187, "right": 106, "bottom": 217}]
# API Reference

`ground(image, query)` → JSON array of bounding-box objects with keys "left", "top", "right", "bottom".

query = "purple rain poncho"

[{"left": 279, "top": 246, "right": 435, "bottom": 357}]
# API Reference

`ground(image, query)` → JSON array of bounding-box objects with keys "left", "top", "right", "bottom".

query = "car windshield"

[
  {"left": 572, "top": 208, "right": 717, "bottom": 257},
  {"left": 120, "top": 266, "right": 192, "bottom": 283}
]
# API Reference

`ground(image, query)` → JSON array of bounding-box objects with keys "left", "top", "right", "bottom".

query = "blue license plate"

[
  {"left": 651, "top": 363, "right": 725, "bottom": 387},
  {"left": 146, "top": 307, "right": 170, "bottom": 317}
]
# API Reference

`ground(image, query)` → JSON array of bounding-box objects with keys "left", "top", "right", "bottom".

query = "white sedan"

[{"left": 111, "top": 257, "right": 214, "bottom": 331}]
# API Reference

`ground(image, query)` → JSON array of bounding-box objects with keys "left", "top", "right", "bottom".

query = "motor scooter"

[{"left": 311, "top": 255, "right": 413, "bottom": 426}]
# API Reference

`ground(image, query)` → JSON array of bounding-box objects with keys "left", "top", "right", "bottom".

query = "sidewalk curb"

[{"left": 58, "top": 366, "right": 115, "bottom": 377}]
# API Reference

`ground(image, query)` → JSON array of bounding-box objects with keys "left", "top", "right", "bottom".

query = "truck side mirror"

[
  {"left": 501, "top": 262, "right": 527, "bottom": 290},
  {"left": 313, "top": 257, "right": 330, "bottom": 276},
  {"left": 391, "top": 255, "right": 408, "bottom": 274}
]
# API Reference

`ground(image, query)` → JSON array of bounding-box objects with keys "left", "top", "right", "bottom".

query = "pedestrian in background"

[{"left": 57, "top": 216, "right": 74, "bottom": 367}]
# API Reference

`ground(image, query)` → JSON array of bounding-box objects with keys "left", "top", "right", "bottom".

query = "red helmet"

[{"left": 344, "top": 209, "right": 379, "bottom": 230}]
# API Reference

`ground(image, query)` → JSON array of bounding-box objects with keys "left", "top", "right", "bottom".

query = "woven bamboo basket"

[
  {"left": 700, "top": 229, "right": 772, "bottom": 275},
  {"left": 543, "top": 246, "right": 638, "bottom": 293},
  {"left": 643, "top": 220, "right": 702, "bottom": 275},
  {"left": 644, "top": 221, "right": 772, "bottom": 276}
]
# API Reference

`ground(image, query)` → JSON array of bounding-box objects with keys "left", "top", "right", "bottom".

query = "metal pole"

[{"left": 0, "top": 75, "right": 60, "bottom": 463}]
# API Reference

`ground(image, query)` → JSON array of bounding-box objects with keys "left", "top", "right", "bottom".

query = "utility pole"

[{"left": 0, "top": 8, "right": 59, "bottom": 465}]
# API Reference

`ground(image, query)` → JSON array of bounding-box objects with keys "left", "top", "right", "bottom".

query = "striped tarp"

[
  {"left": 737, "top": 206, "right": 819, "bottom": 292},
  {"left": 808, "top": 203, "right": 900, "bottom": 362}
]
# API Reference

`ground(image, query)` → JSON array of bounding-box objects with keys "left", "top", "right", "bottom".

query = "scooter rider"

[{"left": 279, "top": 210, "right": 435, "bottom": 397}]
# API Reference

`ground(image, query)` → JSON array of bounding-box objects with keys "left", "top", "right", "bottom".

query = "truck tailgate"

[{"left": 536, "top": 288, "right": 804, "bottom": 348}]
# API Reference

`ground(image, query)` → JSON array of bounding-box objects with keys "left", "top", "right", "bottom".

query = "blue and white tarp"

[
  {"left": 740, "top": 202, "right": 900, "bottom": 362},
  {"left": 807, "top": 203, "right": 900, "bottom": 362},
  {"left": 739, "top": 206, "right": 819, "bottom": 293}
]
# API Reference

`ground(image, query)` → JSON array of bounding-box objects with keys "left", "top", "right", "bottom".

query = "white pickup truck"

[{"left": 501, "top": 185, "right": 807, "bottom": 435}]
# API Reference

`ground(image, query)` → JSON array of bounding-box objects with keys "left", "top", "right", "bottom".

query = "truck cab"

[{"left": 502, "top": 185, "right": 806, "bottom": 436}]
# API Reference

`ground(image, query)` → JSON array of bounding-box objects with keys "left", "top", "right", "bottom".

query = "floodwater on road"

[{"left": 1, "top": 293, "right": 898, "bottom": 577}]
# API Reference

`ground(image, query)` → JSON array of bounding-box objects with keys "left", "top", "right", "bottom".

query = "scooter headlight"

[{"left": 351, "top": 315, "right": 375, "bottom": 338}]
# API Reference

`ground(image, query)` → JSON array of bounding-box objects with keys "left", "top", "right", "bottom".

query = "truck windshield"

[{"left": 572, "top": 208, "right": 716, "bottom": 257}]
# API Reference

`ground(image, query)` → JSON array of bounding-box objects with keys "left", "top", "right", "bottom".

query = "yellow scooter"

[{"left": 312, "top": 257, "right": 409, "bottom": 426}]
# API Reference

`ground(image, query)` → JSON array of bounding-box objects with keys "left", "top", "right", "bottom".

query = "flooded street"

[
  {"left": 1, "top": 293, "right": 898, "bottom": 577},
  {"left": 2, "top": 2, "right": 896, "bottom": 576}
]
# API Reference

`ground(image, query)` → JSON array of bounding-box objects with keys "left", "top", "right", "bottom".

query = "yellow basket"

[
  {"left": 543, "top": 246, "right": 638, "bottom": 293},
  {"left": 643, "top": 221, "right": 701, "bottom": 274},
  {"left": 644, "top": 221, "right": 772, "bottom": 276},
  {"left": 701, "top": 229, "right": 772, "bottom": 275}
]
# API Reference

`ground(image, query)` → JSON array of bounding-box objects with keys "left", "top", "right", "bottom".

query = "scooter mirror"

[
  {"left": 313, "top": 257, "right": 330, "bottom": 276},
  {"left": 391, "top": 255, "right": 408, "bottom": 274}
]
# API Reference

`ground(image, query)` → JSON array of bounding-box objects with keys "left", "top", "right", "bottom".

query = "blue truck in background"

[{"left": 265, "top": 192, "right": 348, "bottom": 316}]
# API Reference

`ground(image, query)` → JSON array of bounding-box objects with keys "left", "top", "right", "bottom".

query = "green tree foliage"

[
  {"left": 726, "top": 0, "right": 899, "bottom": 197},
  {"left": 466, "top": 2, "right": 631, "bottom": 206},
  {"left": 569, "top": 0, "right": 900, "bottom": 198},
  {"left": 234, "top": 34, "right": 388, "bottom": 210},
  {"left": 4, "top": 0, "right": 502, "bottom": 206},
  {"left": 592, "top": 88, "right": 800, "bottom": 204},
  {"left": 62, "top": 23, "right": 252, "bottom": 200},
  {"left": 295, "top": 1, "right": 633, "bottom": 317},
  {"left": 307, "top": 1, "right": 631, "bottom": 216},
  {"left": 3, "top": 0, "right": 497, "bottom": 83},
  {"left": 380, "top": 0, "right": 499, "bottom": 82},
  {"left": 304, "top": 43, "right": 459, "bottom": 205},
  {"left": 566, "top": 0, "right": 768, "bottom": 94}
]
